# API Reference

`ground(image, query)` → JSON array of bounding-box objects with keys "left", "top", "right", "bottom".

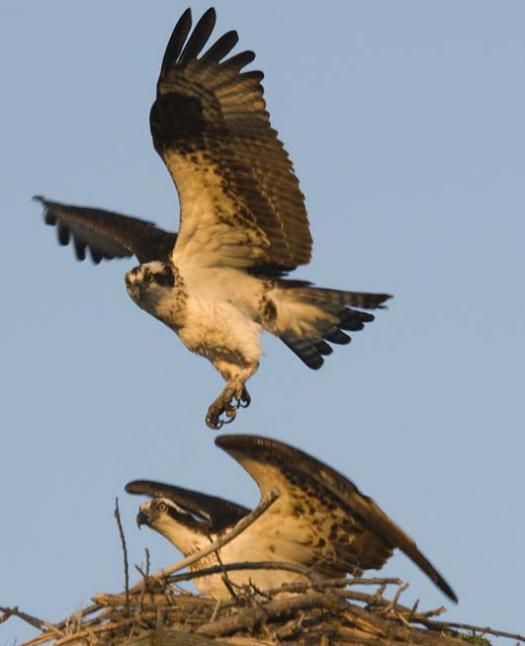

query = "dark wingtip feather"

[
  {"left": 223, "top": 50, "right": 256, "bottom": 71},
  {"left": 376, "top": 293, "right": 393, "bottom": 309},
  {"left": 323, "top": 329, "right": 351, "bottom": 345},
  {"left": 57, "top": 222, "right": 70, "bottom": 245},
  {"left": 178, "top": 7, "right": 216, "bottom": 65},
  {"left": 33, "top": 195, "right": 56, "bottom": 224},
  {"left": 201, "top": 30, "right": 239, "bottom": 63},
  {"left": 90, "top": 248, "right": 103, "bottom": 264},
  {"left": 159, "top": 8, "right": 192, "bottom": 78},
  {"left": 125, "top": 480, "right": 148, "bottom": 495},
  {"left": 315, "top": 340, "right": 333, "bottom": 356},
  {"left": 241, "top": 70, "right": 264, "bottom": 82},
  {"left": 74, "top": 238, "right": 87, "bottom": 261}
]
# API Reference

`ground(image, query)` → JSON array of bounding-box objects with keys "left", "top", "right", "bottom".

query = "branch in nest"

[
  {"left": 196, "top": 589, "right": 348, "bottom": 638},
  {"left": 0, "top": 606, "right": 63, "bottom": 638},
  {"left": 113, "top": 497, "right": 130, "bottom": 616}
]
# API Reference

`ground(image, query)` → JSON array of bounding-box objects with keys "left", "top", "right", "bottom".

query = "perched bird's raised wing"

[
  {"left": 151, "top": 8, "right": 312, "bottom": 273},
  {"left": 216, "top": 434, "right": 458, "bottom": 603},
  {"left": 125, "top": 479, "right": 249, "bottom": 533},
  {"left": 33, "top": 196, "right": 177, "bottom": 264}
]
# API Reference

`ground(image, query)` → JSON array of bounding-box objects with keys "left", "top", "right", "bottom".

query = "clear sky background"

[{"left": 1, "top": 1, "right": 524, "bottom": 644}]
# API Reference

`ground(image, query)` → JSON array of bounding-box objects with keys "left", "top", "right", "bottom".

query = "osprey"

[
  {"left": 126, "top": 434, "right": 457, "bottom": 602},
  {"left": 35, "top": 8, "right": 391, "bottom": 429}
]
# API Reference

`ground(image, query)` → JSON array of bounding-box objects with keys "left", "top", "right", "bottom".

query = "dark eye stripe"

[{"left": 153, "top": 266, "right": 175, "bottom": 287}]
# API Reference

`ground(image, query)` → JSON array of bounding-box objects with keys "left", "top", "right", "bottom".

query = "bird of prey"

[
  {"left": 35, "top": 8, "right": 391, "bottom": 429},
  {"left": 126, "top": 434, "right": 457, "bottom": 602}
]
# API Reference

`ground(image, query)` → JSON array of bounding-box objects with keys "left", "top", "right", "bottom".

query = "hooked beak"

[{"left": 136, "top": 510, "right": 149, "bottom": 529}]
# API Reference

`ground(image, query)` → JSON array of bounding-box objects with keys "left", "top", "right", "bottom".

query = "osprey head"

[
  {"left": 125, "top": 260, "right": 176, "bottom": 295},
  {"left": 125, "top": 260, "right": 182, "bottom": 326},
  {"left": 136, "top": 497, "right": 211, "bottom": 553}
]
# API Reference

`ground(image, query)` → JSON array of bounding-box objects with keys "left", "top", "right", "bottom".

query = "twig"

[
  {"left": 421, "top": 619, "right": 525, "bottom": 643},
  {"left": 54, "top": 602, "right": 101, "bottom": 631},
  {"left": 114, "top": 497, "right": 130, "bottom": 616},
  {"left": 167, "top": 560, "right": 320, "bottom": 586},
  {"left": 129, "top": 487, "right": 281, "bottom": 592},
  {"left": 382, "top": 581, "right": 409, "bottom": 615},
  {"left": 0, "top": 606, "right": 63, "bottom": 637},
  {"left": 197, "top": 590, "right": 347, "bottom": 637},
  {"left": 168, "top": 563, "right": 402, "bottom": 591}
]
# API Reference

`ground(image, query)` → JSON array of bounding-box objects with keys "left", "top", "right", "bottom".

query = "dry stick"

[
  {"left": 170, "top": 566, "right": 400, "bottom": 589},
  {"left": 114, "top": 497, "right": 131, "bottom": 616},
  {"left": 197, "top": 590, "right": 348, "bottom": 637},
  {"left": 0, "top": 607, "right": 62, "bottom": 636},
  {"left": 421, "top": 619, "right": 525, "bottom": 643},
  {"left": 129, "top": 487, "right": 281, "bottom": 593},
  {"left": 88, "top": 575, "right": 406, "bottom": 618},
  {"left": 382, "top": 581, "right": 409, "bottom": 615},
  {"left": 55, "top": 603, "right": 101, "bottom": 631},
  {"left": 167, "top": 564, "right": 401, "bottom": 592},
  {"left": 168, "top": 560, "right": 321, "bottom": 586},
  {"left": 333, "top": 588, "right": 525, "bottom": 643}
]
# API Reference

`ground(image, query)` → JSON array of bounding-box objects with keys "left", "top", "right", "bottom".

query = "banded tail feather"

[{"left": 276, "top": 284, "right": 391, "bottom": 369}]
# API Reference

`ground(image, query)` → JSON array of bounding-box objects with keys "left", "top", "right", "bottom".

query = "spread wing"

[
  {"left": 33, "top": 196, "right": 177, "bottom": 264},
  {"left": 150, "top": 8, "right": 312, "bottom": 273},
  {"left": 125, "top": 479, "right": 249, "bottom": 533},
  {"left": 216, "top": 435, "right": 458, "bottom": 602}
]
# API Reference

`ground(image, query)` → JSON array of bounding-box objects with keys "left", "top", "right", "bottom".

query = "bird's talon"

[
  {"left": 206, "top": 411, "right": 223, "bottom": 430},
  {"left": 239, "top": 388, "right": 251, "bottom": 408}
]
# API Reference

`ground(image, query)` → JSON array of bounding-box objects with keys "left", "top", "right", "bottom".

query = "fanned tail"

[{"left": 269, "top": 283, "right": 391, "bottom": 370}]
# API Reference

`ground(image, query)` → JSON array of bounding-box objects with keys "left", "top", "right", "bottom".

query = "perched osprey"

[
  {"left": 126, "top": 434, "right": 457, "bottom": 602},
  {"left": 35, "top": 8, "right": 391, "bottom": 429}
]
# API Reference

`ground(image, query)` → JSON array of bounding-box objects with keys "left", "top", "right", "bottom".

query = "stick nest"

[
  {"left": 3, "top": 499, "right": 522, "bottom": 645},
  {"left": 3, "top": 572, "right": 522, "bottom": 646}
]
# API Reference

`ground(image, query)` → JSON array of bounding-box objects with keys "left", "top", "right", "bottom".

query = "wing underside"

[
  {"left": 150, "top": 8, "right": 312, "bottom": 272},
  {"left": 34, "top": 196, "right": 176, "bottom": 264},
  {"left": 216, "top": 434, "right": 458, "bottom": 602}
]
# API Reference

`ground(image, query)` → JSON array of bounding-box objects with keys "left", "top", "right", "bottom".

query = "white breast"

[{"left": 176, "top": 265, "right": 264, "bottom": 365}]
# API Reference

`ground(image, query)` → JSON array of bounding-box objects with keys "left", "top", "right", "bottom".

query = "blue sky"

[{"left": 1, "top": 1, "right": 524, "bottom": 643}]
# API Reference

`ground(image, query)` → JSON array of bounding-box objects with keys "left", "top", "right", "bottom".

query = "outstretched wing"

[
  {"left": 150, "top": 8, "right": 312, "bottom": 273},
  {"left": 125, "top": 479, "right": 249, "bottom": 533},
  {"left": 216, "top": 434, "right": 458, "bottom": 602},
  {"left": 33, "top": 196, "right": 177, "bottom": 264}
]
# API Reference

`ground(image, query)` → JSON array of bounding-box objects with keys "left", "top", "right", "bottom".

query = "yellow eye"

[{"left": 157, "top": 501, "right": 168, "bottom": 513}]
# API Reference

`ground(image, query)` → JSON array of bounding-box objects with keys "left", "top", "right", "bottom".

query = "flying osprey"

[
  {"left": 35, "top": 8, "right": 391, "bottom": 429},
  {"left": 126, "top": 434, "right": 457, "bottom": 602}
]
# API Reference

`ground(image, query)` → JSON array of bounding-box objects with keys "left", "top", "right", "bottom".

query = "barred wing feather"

[{"left": 150, "top": 8, "right": 312, "bottom": 272}]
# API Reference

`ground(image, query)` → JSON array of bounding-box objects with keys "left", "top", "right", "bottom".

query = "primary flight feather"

[{"left": 35, "top": 8, "right": 391, "bottom": 429}]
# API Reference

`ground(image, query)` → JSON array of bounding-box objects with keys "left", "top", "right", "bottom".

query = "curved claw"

[
  {"left": 206, "top": 403, "right": 238, "bottom": 430},
  {"left": 205, "top": 412, "right": 223, "bottom": 430},
  {"left": 239, "top": 387, "right": 251, "bottom": 409}
]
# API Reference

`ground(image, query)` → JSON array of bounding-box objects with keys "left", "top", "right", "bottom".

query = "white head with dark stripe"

[
  {"left": 136, "top": 497, "right": 214, "bottom": 556},
  {"left": 128, "top": 479, "right": 249, "bottom": 559},
  {"left": 125, "top": 260, "right": 182, "bottom": 325}
]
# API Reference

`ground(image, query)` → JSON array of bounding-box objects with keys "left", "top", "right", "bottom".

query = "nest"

[
  {"left": 3, "top": 569, "right": 523, "bottom": 646},
  {"left": 3, "top": 498, "right": 523, "bottom": 646}
]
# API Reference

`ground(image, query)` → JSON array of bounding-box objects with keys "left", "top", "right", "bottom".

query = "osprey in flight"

[
  {"left": 126, "top": 434, "right": 457, "bottom": 602},
  {"left": 35, "top": 8, "right": 391, "bottom": 429}
]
